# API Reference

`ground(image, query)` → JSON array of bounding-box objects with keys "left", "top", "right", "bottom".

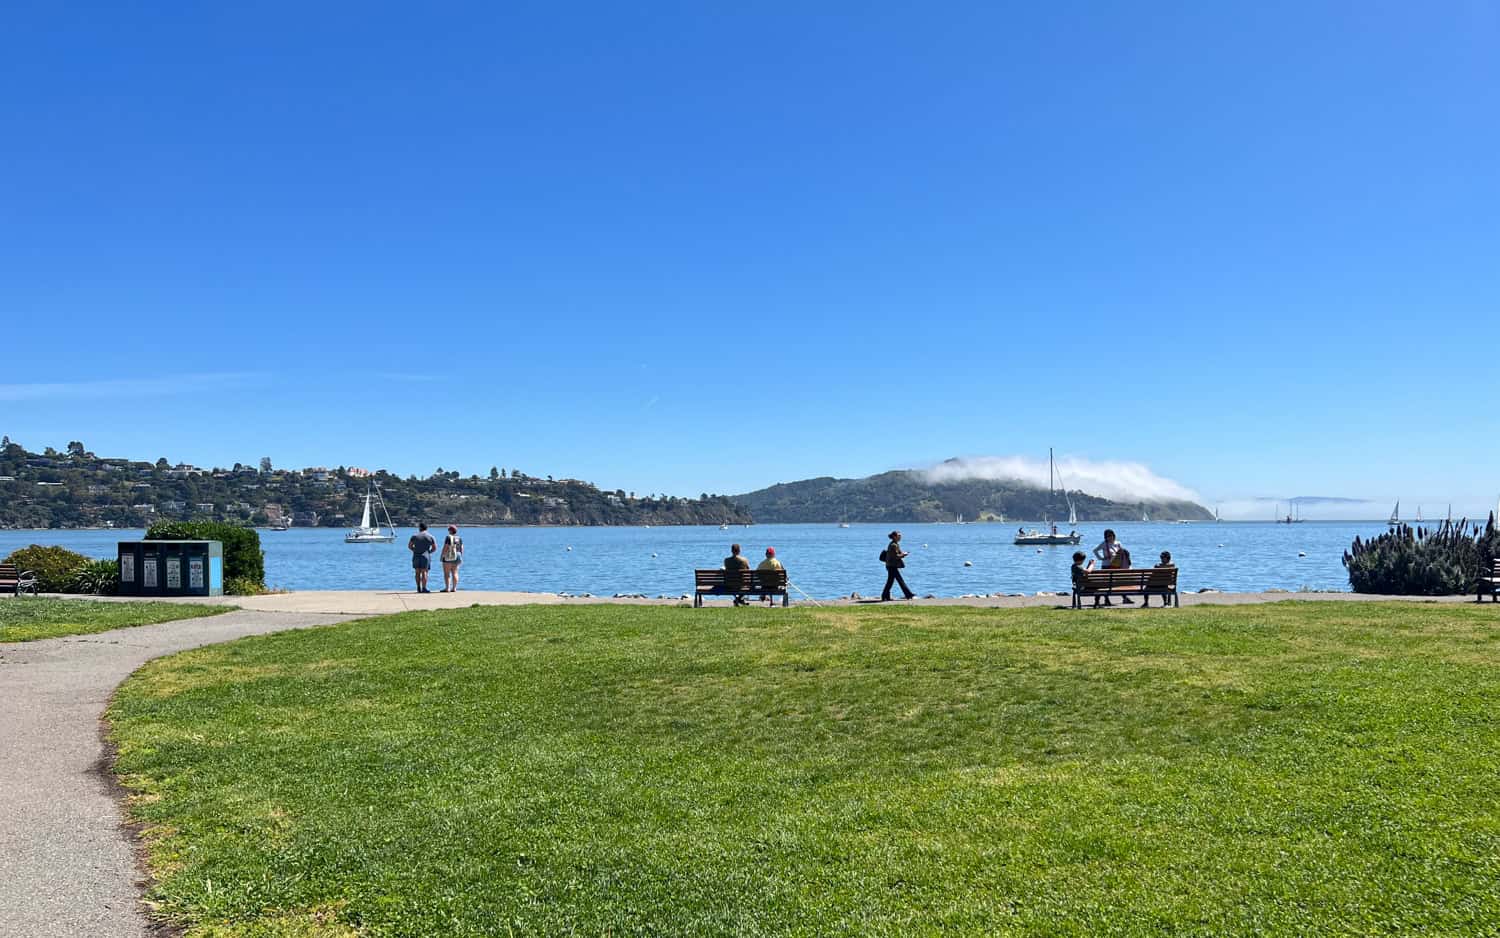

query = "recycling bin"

[{"left": 117, "top": 540, "right": 223, "bottom": 597}]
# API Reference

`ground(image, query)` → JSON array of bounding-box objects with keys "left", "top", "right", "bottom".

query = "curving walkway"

[{"left": 0, "top": 609, "right": 355, "bottom": 938}]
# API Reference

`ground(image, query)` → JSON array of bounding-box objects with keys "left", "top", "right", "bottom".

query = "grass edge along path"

[
  {"left": 108, "top": 602, "right": 1500, "bottom": 937},
  {"left": 0, "top": 597, "right": 235, "bottom": 643}
]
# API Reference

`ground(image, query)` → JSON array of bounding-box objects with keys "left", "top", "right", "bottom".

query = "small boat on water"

[
  {"left": 1014, "top": 526, "right": 1082, "bottom": 546},
  {"left": 345, "top": 483, "right": 397, "bottom": 543},
  {"left": 1015, "top": 448, "right": 1083, "bottom": 545},
  {"left": 269, "top": 517, "right": 291, "bottom": 531},
  {"left": 1388, "top": 500, "right": 1400, "bottom": 527}
]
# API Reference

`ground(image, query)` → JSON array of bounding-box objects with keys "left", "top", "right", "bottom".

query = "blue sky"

[{"left": 3, "top": 2, "right": 1497, "bottom": 516}]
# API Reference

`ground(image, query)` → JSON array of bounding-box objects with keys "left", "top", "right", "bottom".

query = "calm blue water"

[{"left": 0, "top": 522, "right": 1391, "bottom": 598}]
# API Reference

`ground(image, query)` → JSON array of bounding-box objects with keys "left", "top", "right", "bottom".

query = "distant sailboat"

[
  {"left": 345, "top": 483, "right": 396, "bottom": 543},
  {"left": 1416, "top": 505, "right": 1423, "bottom": 524},
  {"left": 1388, "top": 501, "right": 1400, "bottom": 527},
  {"left": 1014, "top": 448, "right": 1082, "bottom": 545},
  {"left": 1214, "top": 505, "right": 1221, "bottom": 523},
  {"left": 1141, "top": 508, "right": 1150, "bottom": 523}
]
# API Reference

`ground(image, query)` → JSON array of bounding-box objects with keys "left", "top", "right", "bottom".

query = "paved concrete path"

[
  {"left": 49, "top": 588, "right": 1484, "bottom": 617},
  {"left": 0, "top": 609, "right": 355, "bottom": 938}
]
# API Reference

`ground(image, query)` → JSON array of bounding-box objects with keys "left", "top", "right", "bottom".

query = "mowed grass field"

[
  {"left": 108, "top": 603, "right": 1500, "bottom": 937},
  {"left": 0, "top": 596, "right": 232, "bottom": 642}
]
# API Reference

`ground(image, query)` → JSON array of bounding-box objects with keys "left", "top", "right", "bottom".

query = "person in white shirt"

[{"left": 1093, "top": 529, "right": 1123, "bottom": 565}]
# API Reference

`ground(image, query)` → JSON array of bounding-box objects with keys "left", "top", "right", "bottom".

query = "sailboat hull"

[
  {"left": 344, "top": 531, "right": 395, "bottom": 543},
  {"left": 1013, "top": 533, "right": 1083, "bottom": 546}
]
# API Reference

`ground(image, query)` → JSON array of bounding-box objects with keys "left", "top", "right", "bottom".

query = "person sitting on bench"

[
  {"left": 1107, "top": 546, "right": 1134, "bottom": 604},
  {"left": 757, "top": 547, "right": 783, "bottom": 605},
  {"left": 1157, "top": 550, "right": 1173, "bottom": 567},
  {"left": 1071, "top": 551, "right": 1094, "bottom": 593},
  {"left": 723, "top": 543, "right": 751, "bottom": 606}
]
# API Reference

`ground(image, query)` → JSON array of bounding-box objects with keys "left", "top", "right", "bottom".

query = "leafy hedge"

[
  {"left": 146, "top": 521, "right": 265, "bottom": 591},
  {"left": 1344, "top": 515, "right": 1500, "bottom": 595},
  {"left": 2, "top": 545, "right": 92, "bottom": 592}
]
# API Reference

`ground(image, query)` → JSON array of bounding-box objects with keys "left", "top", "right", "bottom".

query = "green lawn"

[
  {"left": 108, "top": 603, "right": 1500, "bottom": 937},
  {"left": 0, "top": 596, "right": 233, "bottom": 642}
]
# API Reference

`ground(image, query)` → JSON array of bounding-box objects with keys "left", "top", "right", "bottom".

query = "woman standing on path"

[
  {"left": 440, "top": 525, "right": 464, "bottom": 592},
  {"left": 881, "top": 530, "right": 915, "bottom": 601}
]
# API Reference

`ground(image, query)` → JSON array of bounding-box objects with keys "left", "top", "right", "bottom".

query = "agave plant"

[
  {"left": 1344, "top": 513, "right": 1499, "bottom": 595},
  {"left": 67, "top": 559, "right": 121, "bottom": 596}
]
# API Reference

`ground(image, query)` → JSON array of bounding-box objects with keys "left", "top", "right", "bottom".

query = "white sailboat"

[
  {"left": 1014, "top": 448, "right": 1082, "bottom": 545},
  {"left": 1415, "top": 505, "right": 1423, "bottom": 524},
  {"left": 1141, "top": 508, "right": 1150, "bottom": 522},
  {"left": 345, "top": 483, "right": 397, "bottom": 543},
  {"left": 1388, "top": 500, "right": 1400, "bottom": 527}
]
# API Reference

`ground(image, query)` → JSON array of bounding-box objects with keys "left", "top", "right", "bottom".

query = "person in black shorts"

[{"left": 408, "top": 522, "right": 437, "bottom": 593}]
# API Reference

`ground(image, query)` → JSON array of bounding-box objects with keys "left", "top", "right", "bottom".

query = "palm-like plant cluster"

[{"left": 1344, "top": 514, "right": 1500, "bottom": 595}]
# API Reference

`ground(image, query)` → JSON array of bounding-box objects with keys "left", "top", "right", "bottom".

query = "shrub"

[
  {"left": 1344, "top": 515, "right": 1500, "bottom": 595},
  {"left": 146, "top": 521, "right": 265, "bottom": 590},
  {"left": 68, "top": 559, "right": 121, "bottom": 595},
  {"left": 223, "top": 576, "right": 266, "bottom": 596},
  {"left": 2, "top": 544, "right": 91, "bottom": 592}
]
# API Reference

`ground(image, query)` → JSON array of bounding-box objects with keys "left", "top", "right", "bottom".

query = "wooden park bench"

[
  {"left": 0, "top": 563, "right": 39, "bottom": 596},
  {"left": 694, "top": 568, "right": 790, "bottom": 607},
  {"left": 1479, "top": 558, "right": 1500, "bottom": 603},
  {"left": 1073, "top": 566, "right": 1179, "bottom": 608}
]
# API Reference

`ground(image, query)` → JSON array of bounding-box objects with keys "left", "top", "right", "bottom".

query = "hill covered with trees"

[
  {"left": 0, "top": 438, "right": 750, "bottom": 529},
  {"left": 732, "top": 470, "right": 1212, "bottom": 524}
]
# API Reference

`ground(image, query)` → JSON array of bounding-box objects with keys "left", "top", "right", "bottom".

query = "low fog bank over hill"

[
  {"left": 923, "top": 456, "right": 1201, "bottom": 504},
  {"left": 734, "top": 458, "right": 1212, "bottom": 524}
]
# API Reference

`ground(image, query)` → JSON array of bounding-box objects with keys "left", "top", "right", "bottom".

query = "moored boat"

[{"left": 345, "top": 483, "right": 397, "bottom": 543}]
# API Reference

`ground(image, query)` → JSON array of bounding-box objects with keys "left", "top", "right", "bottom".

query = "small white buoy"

[
  {"left": 1036, "top": 548, "right": 1044, "bottom": 554},
  {"left": 922, "top": 543, "right": 929, "bottom": 548},
  {"left": 1217, "top": 543, "right": 1225, "bottom": 548},
  {"left": 963, "top": 560, "right": 974, "bottom": 567},
  {"left": 566, "top": 546, "right": 573, "bottom": 551},
  {"left": 1298, "top": 551, "right": 1306, "bottom": 557},
  {"left": 651, "top": 552, "right": 657, "bottom": 558}
]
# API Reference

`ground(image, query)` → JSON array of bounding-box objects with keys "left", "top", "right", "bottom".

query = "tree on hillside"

[
  {"left": 490, "top": 466, "right": 499, "bottom": 480},
  {"left": 156, "top": 457, "right": 170, "bottom": 470},
  {"left": 67, "top": 441, "right": 87, "bottom": 458},
  {"left": 260, "top": 457, "right": 273, "bottom": 473}
]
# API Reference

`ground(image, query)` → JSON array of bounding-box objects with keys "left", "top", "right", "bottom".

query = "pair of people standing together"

[{"left": 408, "top": 523, "right": 464, "bottom": 593}]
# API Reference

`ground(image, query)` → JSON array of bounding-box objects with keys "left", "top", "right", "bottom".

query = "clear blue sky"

[{"left": 3, "top": 2, "right": 1497, "bottom": 514}]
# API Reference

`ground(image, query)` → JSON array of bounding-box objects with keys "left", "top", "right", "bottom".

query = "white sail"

[
  {"left": 359, "top": 492, "right": 373, "bottom": 530},
  {"left": 1388, "top": 501, "right": 1400, "bottom": 526},
  {"left": 1067, "top": 500, "right": 1077, "bottom": 526}
]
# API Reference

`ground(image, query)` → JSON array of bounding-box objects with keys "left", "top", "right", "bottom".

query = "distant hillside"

[
  {"left": 732, "top": 470, "right": 1212, "bottom": 524},
  {"left": 0, "top": 437, "right": 751, "bottom": 529}
]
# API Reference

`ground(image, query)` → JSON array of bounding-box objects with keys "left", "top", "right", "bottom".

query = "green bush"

[
  {"left": 223, "top": 576, "right": 266, "bottom": 596},
  {"left": 1344, "top": 516, "right": 1500, "bottom": 595},
  {"left": 146, "top": 521, "right": 265, "bottom": 590},
  {"left": 68, "top": 558, "right": 121, "bottom": 595},
  {"left": 2, "top": 544, "right": 91, "bottom": 592}
]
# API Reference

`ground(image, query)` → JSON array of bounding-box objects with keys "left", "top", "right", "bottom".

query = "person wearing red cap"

[
  {"left": 439, "top": 524, "right": 464, "bottom": 592},
  {"left": 757, "top": 547, "right": 784, "bottom": 605}
]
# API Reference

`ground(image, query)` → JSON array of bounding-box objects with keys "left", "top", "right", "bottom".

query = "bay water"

[{"left": 0, "top": 521, "right": 1393, "bottom": 598}]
